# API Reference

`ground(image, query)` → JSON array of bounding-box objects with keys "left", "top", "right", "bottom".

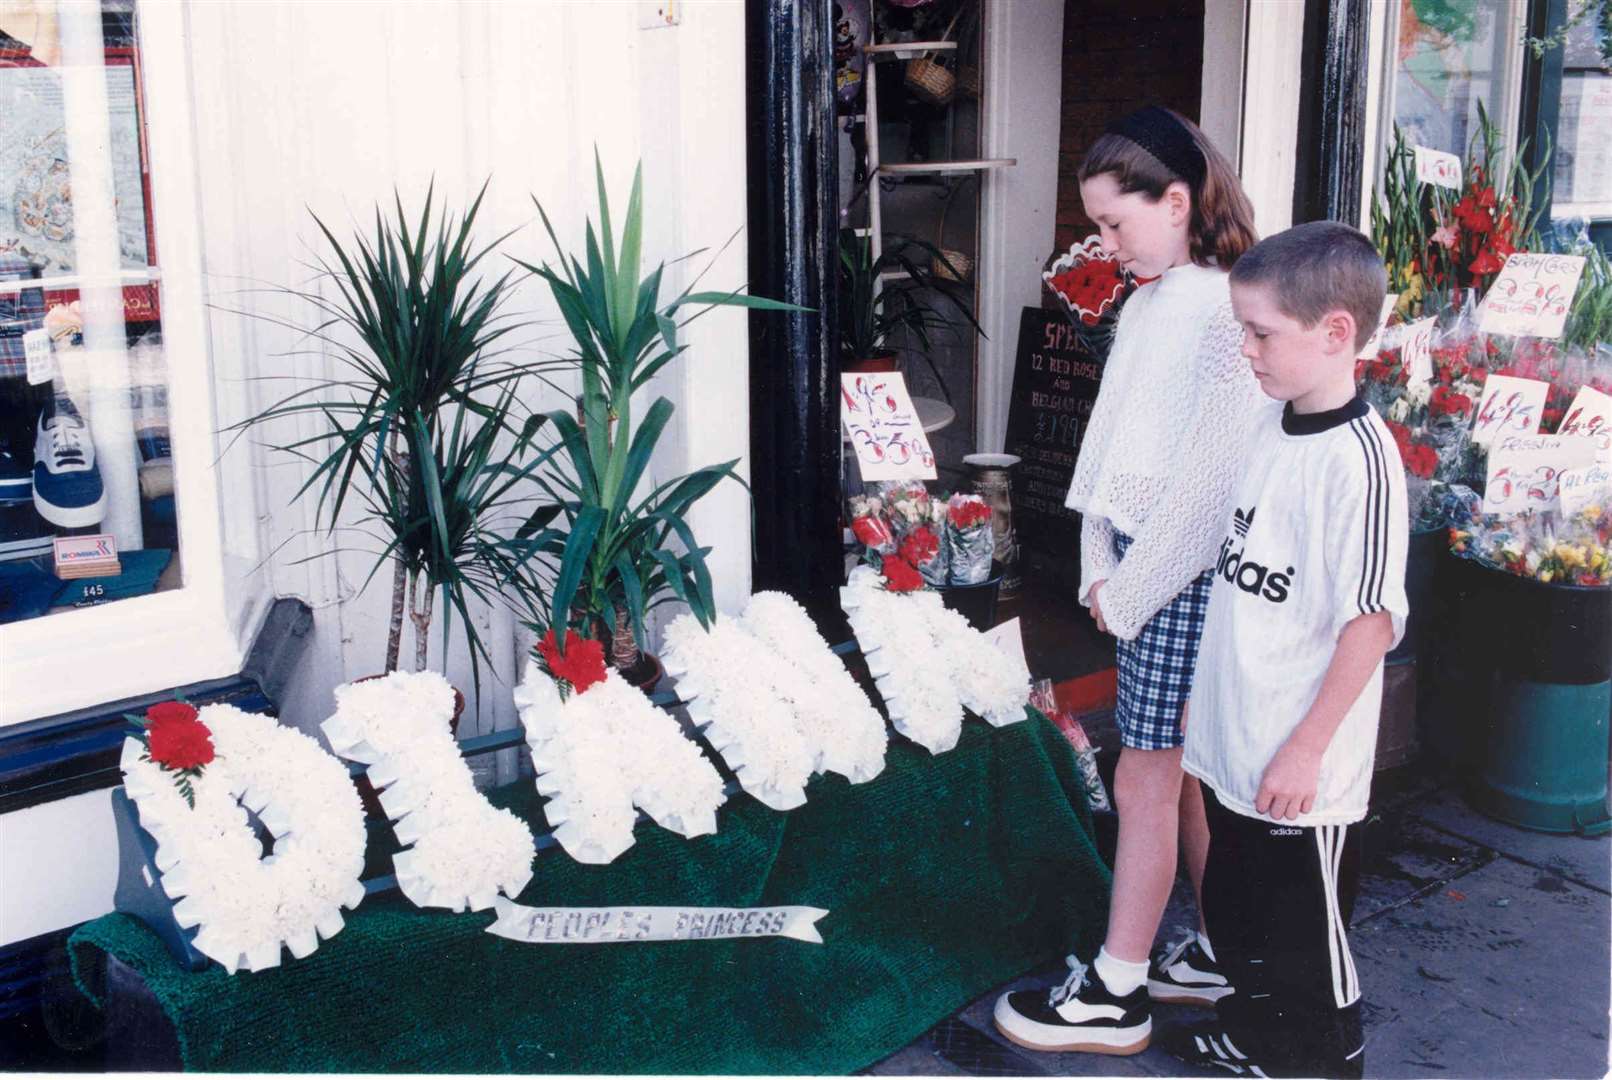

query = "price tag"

[
  {"left": 984, "top": 617, "right": 1028, "bottom": 673},
  {"left": 1558, "top": 462, "right": 1612, "bottom": 517},
  {"left": 23, "top": 328, "right": 54, "bottom": 385},
  {"left": 1478, "top": 252, "right": 1587, "bottom": 338},
  {"left": 1355, "top": 295, "right": 1400, "bottom": 360},
  {"left": 1483, "top": 433, "right": 1601, "bottom": 514},
  {"left": 1472, "top": 374, "right": 1550, "bottom": 446},
  {"left": 1399, "top": 316, "right": 1438, "bottom": 385},
  {"left": 1559, "top": 385, "right": 1612, "bottom": 451},
  {"left": 1413, "top": 145, "right": 1463, "bottom": 189},
  {"left": 840, "top": 371, "right": 937, "bottom": 482}
]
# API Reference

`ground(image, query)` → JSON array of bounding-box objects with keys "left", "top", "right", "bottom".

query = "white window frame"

[{"left": 1, "top": 1, "right": 273, "bottom": 726}]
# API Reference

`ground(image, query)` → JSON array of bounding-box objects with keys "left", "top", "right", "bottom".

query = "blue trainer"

[{"left": 32, "top": 400, "right": 106, "bottom": 528}]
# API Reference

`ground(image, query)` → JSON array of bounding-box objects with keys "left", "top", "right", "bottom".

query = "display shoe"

[
  {"left": 1148, "top": 933, "right": 1234, "bottom": 1005},
  {"left": 992, "top": 954, "right": 1151, "bottom": 1055},
  {"left": 32, "top": 398, "right": 105, "bottom": 528}
]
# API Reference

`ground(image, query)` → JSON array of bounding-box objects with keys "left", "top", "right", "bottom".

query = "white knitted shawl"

[{"left": 1064, "top": 261, "right": 1268, "bottom": 640}]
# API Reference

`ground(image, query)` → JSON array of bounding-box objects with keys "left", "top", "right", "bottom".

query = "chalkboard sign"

[{"left": 1003, "top": 307, "right": 1106, "bottom": 581}]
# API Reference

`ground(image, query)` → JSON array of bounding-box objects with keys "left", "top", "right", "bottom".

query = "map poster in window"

[
  {"left": 841, "top": 370, "right": 937, "bottom": 482},
  {"left": 0, "top": 47, "right": 158, "bottom": 323}
]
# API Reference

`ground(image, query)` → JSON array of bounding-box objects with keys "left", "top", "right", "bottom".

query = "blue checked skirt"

[{"left": 1112, "top": 531, "right": 1213, "bottom": 750}]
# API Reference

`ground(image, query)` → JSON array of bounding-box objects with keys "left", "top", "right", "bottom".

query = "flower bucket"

[
  {"left": 938, "top": 560, "right": 1004, "bottom": 632},
  {"left": 1387, "top": 525, "right": 1447, "bottom": 663},
  {"left": 1426, "top": 556, "right": 1611, "bottom": 834}
]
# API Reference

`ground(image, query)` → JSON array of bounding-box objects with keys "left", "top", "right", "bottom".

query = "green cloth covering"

[{"left": 69, "top": 712, "right": 1110, "bottom": 1074}]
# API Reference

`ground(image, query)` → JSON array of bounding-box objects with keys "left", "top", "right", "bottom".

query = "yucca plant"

[
  {"left": 228, "top": 181, "right": 560, "bottom": 685},
  {"left": 509, "top": 156, "right": 800, "bottom": 673}
]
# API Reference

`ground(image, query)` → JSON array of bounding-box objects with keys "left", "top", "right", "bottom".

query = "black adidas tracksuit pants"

[{"left": 1202, "top": 786, "right": 1366, "bottom": 1078}]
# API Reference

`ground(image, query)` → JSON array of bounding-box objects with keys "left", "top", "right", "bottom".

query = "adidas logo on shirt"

[{"left": 1216, "top": 508, "right": 1295, "bottom": 604}]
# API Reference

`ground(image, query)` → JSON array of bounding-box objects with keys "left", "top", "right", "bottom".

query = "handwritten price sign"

[
  {"left": 1483, "top": 433, "right": 1601, "bottom": 514},
  {"left": 841, "top": 372, "right": 937, "bottom": 482},
  {"left": 1472, "top": 374, "right": 1550, "bottom": 447},
  {"left": 1478, "top": 252, "right": 1586, "bottom": 338},
  {"left": 1413, "top": 145, "right": 1463, "bottom": 190},
  {"left": 1398, "top": 316, "right": 1438, "bottom": 384},
  {"left": 1355, "top": 295, "right": 1401, "bottom": 361},
  {"left": 1559, "top": 385, "right": 1612, "bottom": 453},
  {"left": 1558, "top": 462, "right": 1612, "bottom": 517}
]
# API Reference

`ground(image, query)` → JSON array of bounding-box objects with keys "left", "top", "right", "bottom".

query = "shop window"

[
  {"left": 1532, "top": 0, "right": 1612, "bottom": 236},
  {"left": 0, "top": 1, "right": 270, "bottom": 725},
  {"left": 0, "top": 1, "right": 177, "bottom": 623},
  {"left": 1388, "top": 0, "right": 1529, "bottom": 156}
]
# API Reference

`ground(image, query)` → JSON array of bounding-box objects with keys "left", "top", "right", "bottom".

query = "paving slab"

[
  {"left": 1349, "top": 853, "right": 1611, "bottom": 1079},
  {"left": 1355, "top": 812, "right": 1495, "bottom": 923},
  {"left": 1412, "top": 786, "right": 1612, "bottom": 894}
]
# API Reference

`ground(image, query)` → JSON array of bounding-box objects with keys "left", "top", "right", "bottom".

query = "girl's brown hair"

[{"left": 1077, "top": 108, "right": 1258, "bottom": 269}]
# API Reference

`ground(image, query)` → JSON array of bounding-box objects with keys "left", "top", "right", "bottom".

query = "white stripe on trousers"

[{"left": 1315, "top": 825, "right": 1359, "bottom": 1007}]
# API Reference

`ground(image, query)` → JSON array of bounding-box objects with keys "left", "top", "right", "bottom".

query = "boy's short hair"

[{"left": 1228, "top": 222, "right": 1387, "bottom": 351}]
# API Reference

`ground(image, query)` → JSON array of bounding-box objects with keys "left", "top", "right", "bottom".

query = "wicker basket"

[
  {"left": 931, "top": 177, "right": 974, "bottom": 282},
  {"left": 905, "top": 57, "right": 955, "bottom": 106},
  {"left": 957, "top": 66, "right": 981, "bottom": 100}
]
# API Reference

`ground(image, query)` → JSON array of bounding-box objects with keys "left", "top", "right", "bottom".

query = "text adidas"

[{"left": 1216, "top": 536, "right": 1294, "bottom": 603}]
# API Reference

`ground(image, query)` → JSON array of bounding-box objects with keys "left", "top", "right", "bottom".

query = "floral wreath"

[
  {"left": 322, "top": 671, "right": 534, "bottom": 912},
  {"left": 841, "top": 566, "right": 1029, "bottom": 754},
  {"left": 514, "top": 634, "right": 726, "bottom": 865},
  {"left": 119, "top": 703, "right": 368, "bottom": 974}
]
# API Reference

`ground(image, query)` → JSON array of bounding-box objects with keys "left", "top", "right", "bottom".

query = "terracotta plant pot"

[
  {"left": 350, "top": 673, "right": 466, "bottom": 819},
  {"left": 614, "top": 650, "right": 665, "bottom": 693}
]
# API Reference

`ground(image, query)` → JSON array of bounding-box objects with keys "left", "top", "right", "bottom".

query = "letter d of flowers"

[{"left": 118, "top": 703, "right": 368, "bottom": 974}]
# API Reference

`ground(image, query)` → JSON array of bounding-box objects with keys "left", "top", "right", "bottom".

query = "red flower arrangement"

[
  {"left": 880, "top": 553, "right": 924, "bottom": 592},
  {"left": 1425, "top": 166, "right": 1522, "bottom": 295},
  {"left": 127, "top": 700, "right": 214, "bottom": 808},
  {"left": 947, "top": 498, "right": 991, "bottom": 529},
  {"left": 1046, "top": 257, "right": 1128, "bottom": 326},
  {"left": 537, "top": 628, "right": 607, "bottom": 697},
  {"left": 1385, "top": 420, "right": 1440, "bottom": 479},
  {"left": 899, "top": 525, "right": 940, "bottom": 567}
]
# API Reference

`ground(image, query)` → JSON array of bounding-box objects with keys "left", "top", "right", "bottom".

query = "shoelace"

[
  {"left": 44, "top": 417, "right": 88, "bottom": 468},
  {"left": 1156, "top": 932, "right": 1197, "bottom": 970},
  {"left": 1047, "top": 954, "right": 1089, "bottom": 1006}
]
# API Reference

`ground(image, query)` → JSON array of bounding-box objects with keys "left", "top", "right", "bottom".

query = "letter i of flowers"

[
  {"left": 125, "top": 700, "right": 215, "bottom": 808},
  {"left": 536, "top": 628, "right": 608, "bottom": 700}
]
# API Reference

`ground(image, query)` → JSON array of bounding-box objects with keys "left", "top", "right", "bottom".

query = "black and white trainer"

[
  {"left": 992, "top": 954, "right": 1151, "bottom": 1055},
  {"left": 1148, "top": 933, "right": 1233, "bottom": 1005},
  {"left": 1160, "top": 1021, "right": 1269, "bottom": 1076}
]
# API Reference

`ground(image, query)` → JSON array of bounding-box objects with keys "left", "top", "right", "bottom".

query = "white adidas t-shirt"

[{"left": 1183, "top": 398, "right": 1409, "bottom": 827}]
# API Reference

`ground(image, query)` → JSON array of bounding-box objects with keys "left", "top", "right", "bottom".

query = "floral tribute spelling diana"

[{"left": 118, "top": 702, "right": 368, "bottom": 974}]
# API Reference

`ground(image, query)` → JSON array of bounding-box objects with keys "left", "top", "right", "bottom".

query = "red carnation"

[
  {"left": 146, "top": 702, "right": 215, "bottom": 771},
  {"left": 537, "top": 628, "right": 607, "bottom": 695},
  {"left": 948, "top": 499, "right": 992, "bottom": 529},
  {"left": 881, "top": 553, "right": 924, "bottom": 592},
  {"left": 899, "top": 525, "right": 940, "bottom": 566},
  {"left": 1404, "top": 442, "right": 1439, "bottom": 479}
]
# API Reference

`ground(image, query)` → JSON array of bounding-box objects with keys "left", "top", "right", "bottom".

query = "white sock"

[
  {"left": 1197, "top": 931, "right": 1217, "bottom": 963},
  {"left": 1094, "top": 945, "right": 1149, "bottom": 997}
]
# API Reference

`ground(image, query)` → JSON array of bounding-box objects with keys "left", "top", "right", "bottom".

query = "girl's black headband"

[{"left": 1105, "top": 106, "right": 1206, "bottom": 189}]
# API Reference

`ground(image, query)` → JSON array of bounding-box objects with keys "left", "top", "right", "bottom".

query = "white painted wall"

[
  {"left": 1239, "top": 0, "right": 1306, "bottom": 236},
  {"left": 1, "top": 0, "right": 755, "bottom": 946},
  {"left": 976, "top": 0, "right": 1065, "bottom": 453}
]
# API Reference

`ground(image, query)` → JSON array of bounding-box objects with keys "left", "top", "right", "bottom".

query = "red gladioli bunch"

[
  {"left": 1426, "top": 166, "right": 1522, "bottom": 294},
  {"left": 537, "top": 628, "right": 607, "bottom": 697}
]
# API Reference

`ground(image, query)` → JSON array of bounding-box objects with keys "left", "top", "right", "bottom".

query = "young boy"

[{"left": 1166, "top": 221, "right": 1408, "bottom": 1080}]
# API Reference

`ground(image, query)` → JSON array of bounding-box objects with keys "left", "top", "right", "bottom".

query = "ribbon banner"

[{"left": 486, "top": 898, "right": 829, "bottom": 945}]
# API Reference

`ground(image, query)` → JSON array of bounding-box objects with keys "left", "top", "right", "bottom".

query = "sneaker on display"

[
  {"left": 1148, "top": 933, "right": 1234, "bottom": 1005},
  {"left": 992, "top": 954, "right": 1151, "bottom": 1055},
  {"left": 32, "top": 399, "right": 105, "bottom": 528}
]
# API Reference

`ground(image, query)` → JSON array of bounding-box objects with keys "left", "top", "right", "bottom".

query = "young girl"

[{"left": 994, "top": 106, "right": 1264, "bottom": 1056}]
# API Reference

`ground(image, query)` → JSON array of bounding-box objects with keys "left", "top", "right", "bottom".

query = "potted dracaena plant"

[
  {"left": 508, "top": 156, "right": 800, "bottom": 686},
  {"left": 227, "top": 181, "right": 562, "bottom": 701},
  {"left": 837, "top": 227, "right": 984, "bottom": 403}
]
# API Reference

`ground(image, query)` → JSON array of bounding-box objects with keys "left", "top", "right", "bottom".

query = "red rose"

[
  {"left": 1405, "top": 442, "right": 1439, "bottom": 479},
  {"left": 948, "top": 499, "right": 992, "bottom": 528},
  {"left": 899, "top": 525, "right": 940, "bottom": 566},
  {"left": 146, "top": 702, "right": 215, "bottom": 771},
  {"left": 881, "top": 554, "right": 924, "bottom": 592},
  {"left": 537, "top": 628, "right": 607, "bottom": 695}
]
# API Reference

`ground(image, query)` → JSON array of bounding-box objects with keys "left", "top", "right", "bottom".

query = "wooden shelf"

[
  {"left": 878, "top": 158, "right": 1016, "bottom": 176},
  {"left": 864, "top": 41, "right": 957, "bottom": 55}
]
